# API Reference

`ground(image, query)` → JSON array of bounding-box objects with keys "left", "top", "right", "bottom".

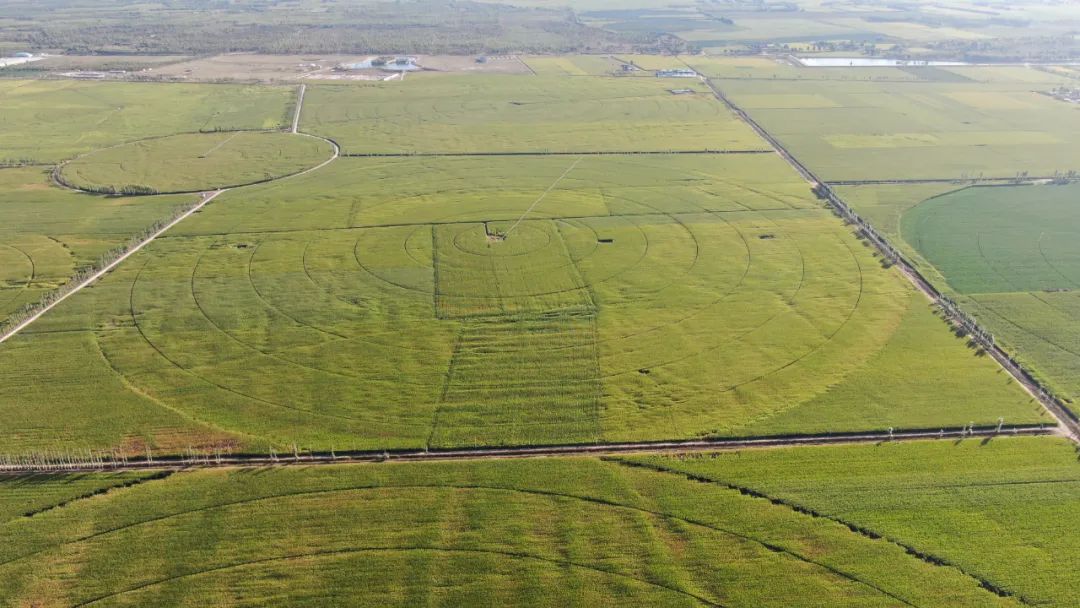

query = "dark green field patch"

[{"left": 902, "top": 184, "right": 1080, "bottom": 295}]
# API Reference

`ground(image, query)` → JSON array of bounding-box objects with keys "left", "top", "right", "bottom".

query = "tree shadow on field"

[{"left": 0, "top": 472, "right": 100, "bottom": 487}]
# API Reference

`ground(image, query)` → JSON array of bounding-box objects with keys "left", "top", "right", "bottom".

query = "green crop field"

[
  {"left": 716, "top": 65, "right": 1080, "bottom": 418},
  {"left": 889, "top": 183, "right": 1080, "bottom": 409},
  {"left": 837, "top": 182, "right": 1080, "bottom": 410},
  {"left": 718, "top": 78, "right": 1080, "bottom": 181},
  {"left": 0, "top": 80, "right": 295, "bottom": 164},
  {"left": 58, "top": 132, "right": 334, "bottom": 194},
  {"left": 902, "top": 184, "right": 1080, "bottom": 295},
  {"left": 1, "top": 49, "right": 1077, "bottom": 606},
  {"left": 625, "top": 436, "right": 1080, "bottom": 607},
  {"left": 0, "top": 154, "right": 1043, "bottom": 455},
  {"left": 3, "top": 446, "right": 1067, "bottom": 607},
  {"left": 300, "top": 77, "right": 769, "bottom": 154},
  {"left": 0, "top": 167, "right": 194, "bottom": 321}
]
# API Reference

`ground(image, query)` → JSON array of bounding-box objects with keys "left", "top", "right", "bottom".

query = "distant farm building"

[
  {"left": 656, "top": 68, "right": 697, "bottom": 78},
  {"left": 337, "top": 56, "right": 420, "bottom": 72},
  {"left": 1048, "top": 87, "right": 1080, "bottom": 104}
]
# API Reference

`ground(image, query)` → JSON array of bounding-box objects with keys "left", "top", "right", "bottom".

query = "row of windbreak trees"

[
  {"left": 813, "top": 183, "right": 995, "bottom": 351},
  {"left": 69, "top": 184, "right": 159, "bottom": 196}
]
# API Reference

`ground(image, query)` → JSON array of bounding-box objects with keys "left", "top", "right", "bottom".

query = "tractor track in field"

[
  {"left": 0, "top": 426, "right": 1057, "bottom": 473},
  {"left": 703, "top": 77, "right": 1080, "bottom": 444}
]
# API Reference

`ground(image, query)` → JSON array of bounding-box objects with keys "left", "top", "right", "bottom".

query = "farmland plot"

[
  {"left": 0, "top": 167, "right": 193, "bottom": 322},
  {"left": 59, "top": 131, "right": 334, "bottom": 194},
  {"left": 0, "top": 155, "right": 1041, "bottom": 455},
  {"left": 719, "top": 79, "right": 1080, "bottom": 181},
  {"left": 300, "top": 76, "right": 769, "bottom": 154},
  {"left": 897, "top": 183, "right": 1080, "bottom": 408},
  {"left": 0, "top": 454, "right": 1044, "bottom": 607},
  {"left": 626, "top": 436, "right": 1080, "bottom": 607},
  {"left": 0, "top": 80, "right": 295, "bottom": 163}
]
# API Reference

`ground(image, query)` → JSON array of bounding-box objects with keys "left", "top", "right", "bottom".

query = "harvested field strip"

[{"left": 430, "top": 316, "right": 603, "bottom": 446}]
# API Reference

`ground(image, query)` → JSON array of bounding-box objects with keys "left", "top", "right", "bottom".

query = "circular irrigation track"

[
  {"left": 57, "top": 131, "right": 337, "bottom": 195},
  {"left": 96, "top": 156, "right": 905, "bottom": 444}
]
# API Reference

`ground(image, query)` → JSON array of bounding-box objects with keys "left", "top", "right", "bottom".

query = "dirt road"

[
  {"left": 291, "top": 84, "right": 306, "bottom": 134},
  {"left": 0, "top": 189, "right": 226, "bottom": 346}
]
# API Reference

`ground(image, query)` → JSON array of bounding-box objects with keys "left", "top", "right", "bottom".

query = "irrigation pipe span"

[{"left": 0, "top": 425, "right": 1056, "bottom": 473}]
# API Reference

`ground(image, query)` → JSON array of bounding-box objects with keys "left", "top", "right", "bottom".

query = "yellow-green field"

[
  {"left": 0, "top": 154, "right": 1044, "bottom": 455},
  {"left": 0, "top": 167, "right": 194, "bottom": 321},
  {"left": 3, "top": 437, "right": 1077, "bottom": 607},
  {"left": 300, "top": 77, "right": 769, "bottom": 154},
  {"left": 718, "top": 77, "right": 1080, "bottom": 181},
  {"left": 58, "top": 131, "right": 334, "bottom": 194},
  {"left": 1, "top": 60, "right": 1076, "bottom": 607},
  {"left": 0, "top": 80, "right": 295, "bottom": 163}
]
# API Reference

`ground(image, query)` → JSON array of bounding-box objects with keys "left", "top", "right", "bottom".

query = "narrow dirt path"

[
  {"left": 291, "top": 84, "right": 306, "bottom": 134},
  {"left": 0, "top": 189, "right": 225, "bottom": 346}
]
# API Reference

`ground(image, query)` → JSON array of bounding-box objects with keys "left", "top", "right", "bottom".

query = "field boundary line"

[
  {"left": 703, "top": 77, "right": 1080, "bottom": 443},
  {"left": 51, "top": 128, "right": 339, "bottom": 196},
  {"left": 0, "top": 190, "right": 227, "bottom": 346},
  {"left": 342, "top": 149, "right": 772, "bottom": 158},
  {"left": 0, "top": 426, "right": 1057, "bottom": 473},
  {"left": 827, "top": 177, "right": 1079, "bottom": 186}
]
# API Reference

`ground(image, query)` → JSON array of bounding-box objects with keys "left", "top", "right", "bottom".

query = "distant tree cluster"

[
  {"left": 0, "top": 0, "right": 682, "bottom": 56},
  {"left": 927, "top": 35, "right": 1080, "bottom": 63}
]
